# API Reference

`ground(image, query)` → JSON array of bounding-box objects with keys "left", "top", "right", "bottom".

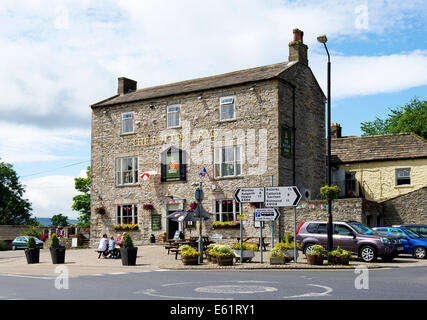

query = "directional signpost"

[{"left": 234, "top": 185, "right": 302, "bottom": 263}]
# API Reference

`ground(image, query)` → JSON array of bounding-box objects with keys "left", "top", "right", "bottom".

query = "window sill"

[
  {"left": 213, "top": 175, "right": 244, "bottom": 181},
  {"left": 217, "top": 118, "right": 237, "bottom": 124},
  {"left": 120, "top": 132, "right": 135, "bottom": 137},
  {"left": 394, "top": 185, "right": 413, "bottom": 189},
  {"left": 116, "top": 184, "right": 140, "bottom": 188},
  {"left": 166, "top": 125, "right": 181, "bottom": 130}
]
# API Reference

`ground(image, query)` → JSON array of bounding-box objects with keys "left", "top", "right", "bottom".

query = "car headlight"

[{"left": 381, "top": 237, "right": 392, "bottom": 244}]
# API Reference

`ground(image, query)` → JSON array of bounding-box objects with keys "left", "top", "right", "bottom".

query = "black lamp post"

[{"left": 317, "top": 34, "right": 333, "bottom": 252}]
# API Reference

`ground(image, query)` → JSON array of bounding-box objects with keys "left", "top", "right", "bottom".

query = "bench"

[
  {"left": 95, "top": 249, "right": 108, "bottom": 259},
  {"left": 170, "top": 248, "right": 181, "bottom": 260},
  {"left": 165, "top": 244, "right": 179, "bottom": 254}
]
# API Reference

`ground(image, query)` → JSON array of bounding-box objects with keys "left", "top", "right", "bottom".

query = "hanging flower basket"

[
  {"left": 320, "top": 185, "right": 341, "bottom": 201},
  {"left": 95, "top": 207, "right": 106, "bottom": 215},
  {"left": 143, "top": 204, "right": 154, "bottom": 210},
  {"left": 189, "top": 201, "right": 198, "bottom": 211}
]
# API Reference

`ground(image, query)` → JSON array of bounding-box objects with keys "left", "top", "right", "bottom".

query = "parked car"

[
  {"left": 296, "top": 221, "right": 398, "bottom": 262},
  {"left": 373, "top": 227, "right": 427, "bottom": 259},
  {"left": 392, "top": 224, "right": 427, "bottom": 238},
  {"left": 11, "top": 236, "right": 44, "bottom": 250}
]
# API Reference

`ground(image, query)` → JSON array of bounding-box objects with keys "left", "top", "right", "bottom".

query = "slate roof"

[
  {"left": 91, "top": 61, "right": 297, "bottom": 107},
  {"left": 331, "top": 133, "right": 427, "bottom": 164}
]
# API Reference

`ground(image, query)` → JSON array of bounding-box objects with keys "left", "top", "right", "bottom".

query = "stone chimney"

[
  {"left": 118, "top": 77, "right": 137, "bottom": 95},
  {"left": 331, "top": 123, "right": 342, "bottom": 138},
  {"left": 288, "top": 28, "right": 308, "bottom": 66}
]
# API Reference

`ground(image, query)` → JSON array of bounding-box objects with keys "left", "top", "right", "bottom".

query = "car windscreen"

[
  {"left": 404, "top": 228, "right": 422, "bottom": 239},
  {"left": 348, "top": 222, "right": 377, "bottom": 235}
]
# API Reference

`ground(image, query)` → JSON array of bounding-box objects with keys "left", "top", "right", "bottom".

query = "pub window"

[
  {"left": 161, "top": 147, "right": 187, "bottom": 182},
  {"left": 214, "top": 199, "right": 241, "bottom": 222},
  {"left": 167, "top": 104, "right": 181, "bottom": 128},
  {"left": 214, "top": 146, "right": 242, "bottom": 178},
  {"left": 396, "top": 168, "right": 411, "bottom": 186},
  {"left": 115, "top": 156, "right": 139, "bottom": 185},
  {"left": 345, "top": 172, "right": 357, "bottom": 196},
  {"left": 219, "top": 96, "right": 235, "bottom": 121},
  {"left": 122, "top": 112, "right": 134, "bottom": 134},
  {"left": 116, "top": 204, "right": 138, "bottom": 225}
]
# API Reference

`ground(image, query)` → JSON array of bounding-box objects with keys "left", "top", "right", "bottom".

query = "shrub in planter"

[
  {"left": 274, "top": 234, "right": 302, "bottom": 262},
  {"left": 181, "top": 245, "right": 200, "bottom": 265},
  {"left": 306, "top": 245, "right": 326, "bottom": 265},
  {"left": 212, "top": 221, "right": 240, "bottom": 229},
  {"left": 269, "top": 248, "right": 286, "bottom": 265},
  {"left": 327, "top": 246, "right": 352, "bottom": 265},
  {"left": 231, "top": 242, "right": 257, "bottom": 262},
  {"left": 49, "top": 233, "right": 66, "bottom": 264},
  {"left": 214, "top": 245, "right": 235, "bottom": 266},
  {"left": 25, "top": 237, "right": 40, "bottom": 264},
  {"left": 120, "top": 234, "right": 138, "bottom": 266}
]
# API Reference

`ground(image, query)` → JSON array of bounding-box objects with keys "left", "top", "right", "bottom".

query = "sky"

[{"left": 0, "top": 0, "right": 426, "bottom": 219}]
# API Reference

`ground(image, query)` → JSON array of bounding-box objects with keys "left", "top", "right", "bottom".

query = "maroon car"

[{"left": 296, "top": 221, "right": 397, "bottom": 262}]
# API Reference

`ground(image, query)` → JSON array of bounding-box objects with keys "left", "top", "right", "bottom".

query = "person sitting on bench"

[
  {"left": 98, "top": 234, "right": 109, "bottom": 258},
  {"left": 108, "top": 236, "right": 119, "bottom": 258}
]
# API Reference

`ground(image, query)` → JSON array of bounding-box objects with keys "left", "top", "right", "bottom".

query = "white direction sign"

[
  {"left": 265, "top": 186, "right": 302, "bottom": 207},
  {"left": 234, "top": 187, "right": 265, "bottom": 203},
  {"left": 254, "top": 208, "right": 280, "bottom": 221}
]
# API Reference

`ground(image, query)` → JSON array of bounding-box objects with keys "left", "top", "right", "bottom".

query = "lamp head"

[{"left": 317, "top": 35, "right": 327, "bottom": 44}]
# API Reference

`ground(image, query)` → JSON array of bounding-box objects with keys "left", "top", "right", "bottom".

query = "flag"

[
  {"left": 199, "top": 165, "right": 208, "bottom": 178},
  {"left": 141, "top": 171, "right": 157, "bottom": 181}
]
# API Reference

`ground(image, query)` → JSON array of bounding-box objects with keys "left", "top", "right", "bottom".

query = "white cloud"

[
  {"left": 311, "top": 50, "right": 427, "bottom": 100},
  {"left": 0, "top": 121, "right": 89, "bottom": 163},
  {"left": 23, "top": 175, "right": 79, "bottom": 219}
]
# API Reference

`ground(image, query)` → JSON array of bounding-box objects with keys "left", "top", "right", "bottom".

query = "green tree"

[
  {"left": 72, "top": 166, "right": 91, "bottom": 227},
  {"left": 0, "top": 159, "right": 34, "bottom": 225},
  {"left": 361, "top": 97, "right": 427, "bottom": 139},
  {"left": 51, "top": 213, "right": 69, "bottom": 227}
]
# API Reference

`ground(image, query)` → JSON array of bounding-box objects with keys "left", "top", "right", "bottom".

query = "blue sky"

[{"left": 0, "top": 1, "right": 426, "bottom": 219}]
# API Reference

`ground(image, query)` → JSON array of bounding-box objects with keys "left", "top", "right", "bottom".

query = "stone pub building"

[{"left": 89, "top": 29, "right": 326, "bottom": 246}]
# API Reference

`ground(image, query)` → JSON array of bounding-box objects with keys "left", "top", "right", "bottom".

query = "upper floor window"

[
  {"left": 214, "top": 145, "right": 241, "bottom": 178},
  {"left": 167, "top": 105, "right": 181, "bottom": 128},
  {"left": 396, "top": 168, "right": 411, "bottom": 186},
  {"left": 122, "top": 112, "right": 134, "bottom": 134},
  {"left": 115, "top": 156, "right": 138, "bottom": 185},
  {"left": 219, "top": 96, "right": 235, "bottom": 121}
]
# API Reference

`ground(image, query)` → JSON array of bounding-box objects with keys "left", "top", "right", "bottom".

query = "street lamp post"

[{"left": 317, "top": 34, "right": 333, "bottom": 252}]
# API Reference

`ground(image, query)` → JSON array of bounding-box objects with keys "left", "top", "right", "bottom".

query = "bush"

[
  {"left": 232, "top": 242, "right": 257, "bottom": 251},
  {"left": 180, "top": 245, "right": 200, "bottom": 257},
  {"left": 306, "top": 245, "right": 326, "bottom": 257},
  {"left": 25, "top": 227, "right": 42, "bottom": 240},
  {"left": 123, "top": 234, "right": 134, "bottom": 249},
  {"left": 208, "top": 245, "right": 235, "bottom": 257},
  {"left": 0, "top": 240, "right": 8, "bottom": 251},
  {"left": 50, "top": 233, "right": 60, "bottom": 249},
  {"left": 270, "top": 248, "right": 285, "bottom": 258},
  {"left": 27, "top": 237, "right": 36, "bottom": 250},
  {"left": 328, "top": 246, "right": 352, "bottom": 260}
]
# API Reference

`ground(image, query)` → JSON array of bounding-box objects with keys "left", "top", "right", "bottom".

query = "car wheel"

[
  {"left": 359, "top": 246, "right": 377, "bottom": 262},
  {"left": 413, "top": 246, "right": 426, "bottom": 259},
  {"left": 303, "top": 243, "right": 316, "bottom": 255}
]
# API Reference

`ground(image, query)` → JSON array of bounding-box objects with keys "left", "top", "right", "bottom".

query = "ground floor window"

[
  {"left": 116, "top": 204, "right": 138, "bottom": 225},
  {"left": 214, "top": 199, "right": 241, "bottom": 222}
]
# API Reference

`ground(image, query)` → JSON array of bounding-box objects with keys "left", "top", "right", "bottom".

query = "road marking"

[
  {"left": 0, "top": 274, "right": 54, "bottom": 280},
  {"left": 283, "top": 284, "right": 333, "bottom": 299},
  {"left": 136, "top": 288, "right": 233, "bottom": 300},
  {"left": 195, "top": 285, "right": 278, "bottom": 294}
]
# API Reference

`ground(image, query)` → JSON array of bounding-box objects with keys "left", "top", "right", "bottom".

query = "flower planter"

[
  {"left": 217, "top": 255, "right": 234, "bottom": 266},
  {"left": 120, "top": 247, "right": 138, "bottom": 266},
  {"left": 50, "top": 247, "right": 66, "bottom": 264},
  {"left": 206, "top": 253, "right": 211, "bottom": 262},
  {"left": 328, "top": 256, "right": 350, "bottom": 265},
  {"left": 306, "top": 254, "right": 324, "bottom": 266},
  {"left": 25, "top": 248, "right": 40, "bottom": 264},
  {"left": 284, "top": 249, "right": 299, "bottom": 262},
  {"left": 210, "top": 255, "right": 217, "bottom": 264},
  {"left": 232, "top": 249, "right": 255, "bottom": 262},
  {"left": 270, "top": 256, "right": 286, "bottom": 265},
  {"left": 182, "top": 256, "right": 199, "bottom": 265}
]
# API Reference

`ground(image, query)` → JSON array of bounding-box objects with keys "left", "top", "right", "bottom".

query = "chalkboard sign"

[
  {"left": 173, "top": 230, "right": 181, "bottom": 240},
  {"left": 151, "top": 214, "right": 161, "bottom": 231}
]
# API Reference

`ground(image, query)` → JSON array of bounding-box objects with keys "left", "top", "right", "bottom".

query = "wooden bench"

[
  {"left": 165, "top": 244, "right": 179, "bottom": 254},
  {"left": 95, "top": 249, "right": 108, "bottom": 259},
  {"left": 170, "top": 248, "right": 181, "bottom": 260}
]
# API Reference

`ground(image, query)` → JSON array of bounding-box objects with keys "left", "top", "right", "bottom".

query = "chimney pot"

[
  {"left": 293, "top": 29, "right": 304, "bottom": 42},
  {"left": 331, "top": 123, "right": 342, "bottom": 139},
  {"left": 289, "top": 29, "right": 308, "bottom": 66}
]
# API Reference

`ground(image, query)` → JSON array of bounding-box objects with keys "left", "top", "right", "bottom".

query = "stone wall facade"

[
  {"left": 90, "top": 63, "right": 326, "bottom": 248},
  {"left": 382, "top": 187, "right": 427, "bottom": 226}
]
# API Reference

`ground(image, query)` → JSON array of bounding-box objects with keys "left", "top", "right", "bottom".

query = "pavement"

[{"left": 0, "top": 245, "right": 426, "bottom": 278}]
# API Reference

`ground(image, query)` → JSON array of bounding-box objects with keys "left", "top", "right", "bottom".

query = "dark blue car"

[{"left": 373, "top": 227, "right": 427, "bottom": 259}]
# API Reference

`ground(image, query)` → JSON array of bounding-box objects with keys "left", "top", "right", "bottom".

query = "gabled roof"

[
  {"left": 91, "top": 61, "right": 298, "bottom": 108},
  {"left": 331, "top": 133, "right": 427, "bottom": 164}
]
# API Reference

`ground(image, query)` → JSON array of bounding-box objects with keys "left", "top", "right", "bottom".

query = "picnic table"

[{"left": 235, "top": 236, "right": 269, "bottom": 251}]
